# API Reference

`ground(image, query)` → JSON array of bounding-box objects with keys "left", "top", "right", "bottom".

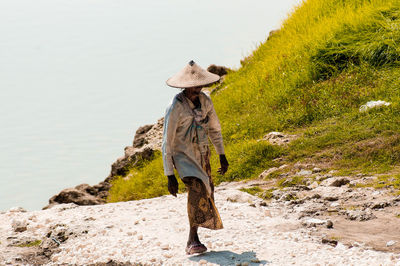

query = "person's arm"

[
  {"left": 207, "top": 100, "right": 229, "bottom": 175},
  {"left": 162, "top": 100, "right": 180, "bottom": 196}
]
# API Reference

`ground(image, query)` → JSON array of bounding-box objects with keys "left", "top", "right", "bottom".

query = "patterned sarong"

[{"left": 182, "top": 146, "right": 223, "bottom": 230}]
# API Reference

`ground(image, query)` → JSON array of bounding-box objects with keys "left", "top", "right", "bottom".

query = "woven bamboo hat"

[{"left": 166, "top": 60, "right": 220, "bottom": 88}]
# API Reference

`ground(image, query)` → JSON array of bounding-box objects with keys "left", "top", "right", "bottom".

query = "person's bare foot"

[
  {"left": 185, "top": 242, "right": 207, "bottom": 255},
  {"left": 186, "top": 226, "right": 207, "bottom": 254}
]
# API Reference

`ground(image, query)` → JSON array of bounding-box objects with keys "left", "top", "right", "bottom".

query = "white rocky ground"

[{"left": 1, "top": 183, "right": 399, "bottom": 266}]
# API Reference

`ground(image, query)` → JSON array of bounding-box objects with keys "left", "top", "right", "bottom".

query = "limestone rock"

[
  {"left": 386, "top": 240, "right": 397, "bottom": 247},
  {"left": 297, "top": 169, "right": 313, "bottom": 176},
  {"left": 207, "top": 64, "right": 230, "bottom": 77},
  {"left": 12, "top": 219, "right": 28, "bottom": 233},
  {"left": 226, "top": 190, "right": 254, "bottom": 203},
  {"left": 320, "top": 177, "right": 350, "bottom": 187},
  {"left": 259, "top": 167, "right": 279, "bottom": 179},
  {"left": 107, "top": 118, "right": 164, "bottom": 180},
  {"left": 371, "top": 201, "right": 391, "bottom": 209},
  {"left": 8, "top": 207, "right": 27, "bottom": 213},
  {"left": 326, "top": 220, "right": 333, "bottom": 228},
  {"left": 302, "top": 218, "right": 327, "bottom": 227},
  {"left": 322, "top": 237, "right": 338, "bottom": 247},
  {"left": 345, "top": 209, "right": 376, "bottom": 221},
  {"left": 261, "top": 132, "right": 297, "bottom": 146},
  {"left": 44, "top": 186, "right": 105, "bottom": 209},
  {"left": 45, "top": 118, "right": 164, "bottom": 209},
  {"left": 359, "top": 100, "right": 390, "bottom": 112},
  {"left": 329, "top": 178, "right": 350, "bottom": 187},
  {"left": 132, "top": 124, "right": 154, "bottom": 148},
  {"left": 312, "top": 167, "right": 322, "bottom": 173}
]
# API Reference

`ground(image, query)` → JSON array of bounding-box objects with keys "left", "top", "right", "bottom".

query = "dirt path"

[{"left": 1, "top": 182, "right": 399, "bottom": 265}]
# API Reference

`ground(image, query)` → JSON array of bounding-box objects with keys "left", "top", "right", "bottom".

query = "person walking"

[{"left": 162, "top": 60, "right": 229, "bottom": 255}]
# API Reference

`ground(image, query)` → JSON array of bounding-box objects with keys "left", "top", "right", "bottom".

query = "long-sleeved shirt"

[{"left": 162, "top": 91, "right": 225, "bottom": 195}]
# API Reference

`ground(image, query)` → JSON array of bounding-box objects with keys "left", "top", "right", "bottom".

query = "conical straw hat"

[{"left": 166, "top": 60, "right": 220, "bottom": 88}]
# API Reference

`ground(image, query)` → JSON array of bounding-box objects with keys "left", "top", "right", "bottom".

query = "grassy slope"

[{"left": 108, "top": 0, "right": 400, "bottom": 203}]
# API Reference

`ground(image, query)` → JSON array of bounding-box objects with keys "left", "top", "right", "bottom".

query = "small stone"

[
  {"left": 386, "top": 240, "right": 396, "bottom": 247},
  {"left": 330, "top": 178, "right": 350, "bottom": 187},
  {"left": 11, "top": 220, "right": 28, "bottom": 233},
  {"left": 199, "top": 259, "right": 207, "bottom": 265},
  {"left": 322, "top": 237, "right": 338, "bottom": 246},
  {"left": 345, "top": 209, "right": 376, "bottom": 221},
  {"left": 163, "top": 253, "right": 173, "bottom": 258},
  {"left": 127, "top": 231, "right": 137, "bottom": 236},
  {"left": 8, "top": 207, "right": 27, "bottom": 213},
  {"left": 326, "top": 220, "right": 333, "bottom": 229},
  {"left": 312, "top": 167, "right": 322, "bottom": 173},
  {"left": 309, "top": 181, "right": 319, "bottom": 189},
  {"left": 324, "top": 196, "right": 339, "bottom": 201},
  {"left": 161, "top": 244, "right": 170, "bottom": 250},
  {"left": 297, "top": 169, "right": 313, "bottom": 176},
  {"left": 137, "top": 235, "right": 143, "bottom": 240},
  {"left": 311, "top": 193, "right": 321, "bottom": 199},
  {"left": 242, "top": 262, "right": 250, "bottom": 266},
  {"left": 330, "top": 202, "right": 340, "bottom": 208},
  {"left": 225, "top": 241, "right": 233, "bottom": 246},
  {"left": 371, "top": 202, "right": 390, "bottom": 210},
  {"left": 302, "top": 218, "right": 327, "bottom": 227}
]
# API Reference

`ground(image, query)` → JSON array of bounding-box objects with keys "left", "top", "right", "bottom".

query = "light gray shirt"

[{"left": 162, "top": 91, "right": 225, "bottom": 194}]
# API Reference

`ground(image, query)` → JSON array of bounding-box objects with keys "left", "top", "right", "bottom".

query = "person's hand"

[
  {"left": 167, "top": 175, "right": 178, "bottom": 197},
  {"left": 217, "top": 154, "right": 229, "bottom": 175}
]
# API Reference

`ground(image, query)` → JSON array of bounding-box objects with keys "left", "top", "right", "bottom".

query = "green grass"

[
  {"left": 108, "top": 0, "right": 400, "bottom": 202},
  {"left": 17, "top": 240, "right": 42, "bottom": 248},
  {"left": 374, "top": 174, "right": 400, "bottom": 189},
  {"left": 277, "top": 176, "right": 309, "bottom": 188},
  {"left": 108, "top": 151, "right": 173, "bottom": 203},
  {"left": 240, "top": 186, "right": 263, "bottom": 196}
]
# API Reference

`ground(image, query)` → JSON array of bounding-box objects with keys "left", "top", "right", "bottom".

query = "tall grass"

[{"left": 108, "top": 0, "right": 400, "bottom": 202}]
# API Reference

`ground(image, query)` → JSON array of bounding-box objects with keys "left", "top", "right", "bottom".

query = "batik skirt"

[{"left": 182, "top": 148, "right": 223, "bottom": 230}]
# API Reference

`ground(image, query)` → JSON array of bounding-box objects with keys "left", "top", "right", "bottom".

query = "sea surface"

[{"left": 0, "top": 0, "right": 300, "bottom": 211}]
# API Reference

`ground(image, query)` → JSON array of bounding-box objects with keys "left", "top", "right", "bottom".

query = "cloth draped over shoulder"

[{"left": 162, "top": 91, "right": 225, "bottom": 195}]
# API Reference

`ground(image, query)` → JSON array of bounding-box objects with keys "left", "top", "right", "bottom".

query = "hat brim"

[
  {"left": 166, "top": 62, "right": 221, "bottom": 88},
  {"left": 165, "top": 77, "right": 220, "bottom": 88}
]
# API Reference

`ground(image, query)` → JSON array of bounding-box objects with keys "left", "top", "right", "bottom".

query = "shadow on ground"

[{"left": 189, "top": 250, "right": 269, "bottom": 265}]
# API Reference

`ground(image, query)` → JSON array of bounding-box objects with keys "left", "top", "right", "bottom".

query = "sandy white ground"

[{"left": 1, "top": 185, "right": 399, "bottom": 266}]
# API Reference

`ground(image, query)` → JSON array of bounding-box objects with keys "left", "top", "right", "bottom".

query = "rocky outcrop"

[
  {"left": 106, "top": 117, "right": 163, "bottom": 181},
  {"left": 207, "top": 64, "right": 230, "bottom": 77},
  {"left": 43, "top": 183, "right": 110, "bottom": 209},
  {"left": 44, "top": 118, "right": 164, "bottom": 209}
]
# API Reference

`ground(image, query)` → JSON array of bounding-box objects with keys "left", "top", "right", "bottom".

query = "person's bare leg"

[{"left": 187, "top": 225, "right": 201, "bottom": 247}]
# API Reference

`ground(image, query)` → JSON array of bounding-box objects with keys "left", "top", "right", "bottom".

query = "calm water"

[{"left": 0, "top": 0, "right": 300, "bottom": 211}]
